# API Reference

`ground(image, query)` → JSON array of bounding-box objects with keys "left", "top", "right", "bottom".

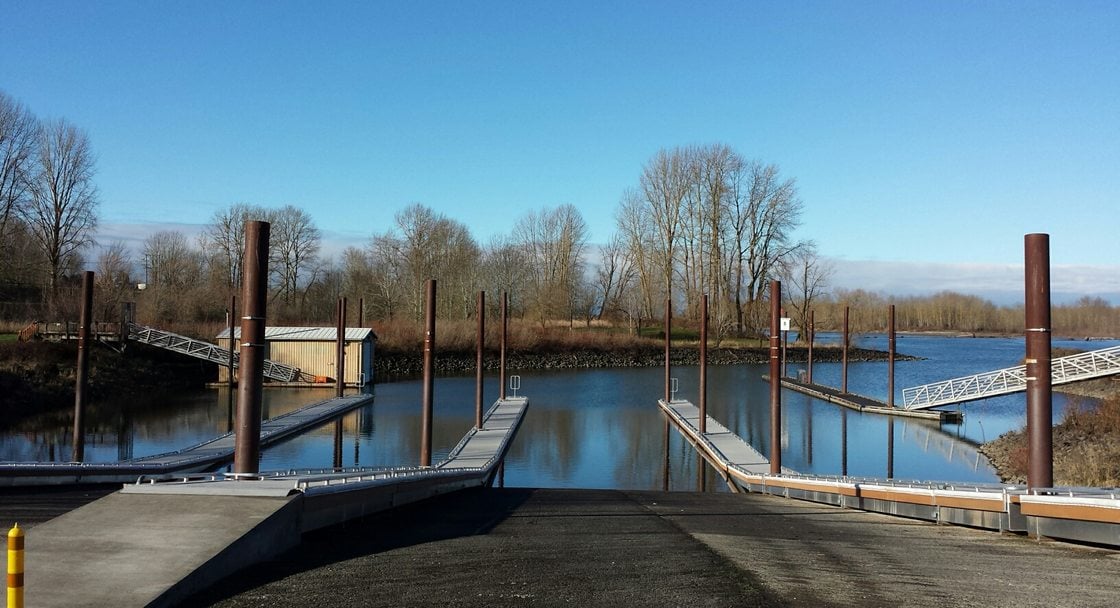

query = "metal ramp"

[
  {"left": 902, "top": 344, "right": 1120, "bottom": 410},
  {"left": 127, "top": 323, "right": 308, "bottom": 382}
]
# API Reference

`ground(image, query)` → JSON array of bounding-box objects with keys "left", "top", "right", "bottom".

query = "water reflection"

[{"left": 2, "top": 334, "right": 1118, "bottom": 488}]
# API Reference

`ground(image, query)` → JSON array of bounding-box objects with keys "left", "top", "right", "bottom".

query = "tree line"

[{"left": 3, "top": 87, "right": 1117, "bottom": 340}]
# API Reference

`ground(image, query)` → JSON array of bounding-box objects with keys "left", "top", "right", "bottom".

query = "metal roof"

[{"left": 216, "top": 326, "right": 376, "bottom": 342}]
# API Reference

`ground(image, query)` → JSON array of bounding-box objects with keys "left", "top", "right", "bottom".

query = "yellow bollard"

[{"left": 7, "top": 523, "right": 23, "bottom": 608}]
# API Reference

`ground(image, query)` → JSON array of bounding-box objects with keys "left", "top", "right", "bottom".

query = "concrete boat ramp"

[{"left": 21, "top": 397, "right": 529, "bottom": 608}]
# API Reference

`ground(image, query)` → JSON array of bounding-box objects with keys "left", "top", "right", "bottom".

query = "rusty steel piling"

[
  {"left": 842, "top": 306, "right": 850, "bottom": 393},
  {"left": 769, "top": 280, "right": 782, "bottom": 475},
  {"left": 1025, "top": 233, "right": 1053, "bottom": 489},
  {"left": 664, "top": 298, "right": 672, "bottom": 403},
  {"left": 807, "top": 310, "right": 815, "bottom": 384},
  {"left": 72, "top": 270, "right": 93, "bottom": 463},
  {"left": 336, "top": 297, "right": 347, "bottom": 398},
  {"left": 476, "top": 291, "right": 485, "bottom": 429},
  {"left": 420, "top": 279, "right": 436, "bottom": 467},
  {"left": 500, "top": 291, "right": 508, "bottom": 400},
  {"left": 699, "top": 294, "right": 708, "bottom": 434},
  {"left": 888, "top": 304, "right": 896, "bottom": 408},
  {"left": 233, "top": 220, "right": 269, "bottom": 476}
]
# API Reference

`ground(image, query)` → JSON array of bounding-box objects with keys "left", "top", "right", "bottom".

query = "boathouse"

[{"left": 216, "top": 326, "right": 376, "bottom": 387}]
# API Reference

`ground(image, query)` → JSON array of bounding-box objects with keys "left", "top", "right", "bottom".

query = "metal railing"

[
  {"left": 902, "top": 345, "right": 1120, "bottom": 410},
  {"left": 127, "top": 323, "right": 308, "bottom": 382}
]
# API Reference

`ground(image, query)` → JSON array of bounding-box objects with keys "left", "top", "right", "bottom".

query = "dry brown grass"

[
  {"left": 1053, "top": 395, "right": 1120, "bottom": 486},
  {"left": 371, "top": 318, "right": 658, "bottom": 355}
]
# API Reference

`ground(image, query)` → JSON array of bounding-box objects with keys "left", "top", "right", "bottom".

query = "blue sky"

[{"left": 2, "top": 2, "right": 1117, "bottom": 301}]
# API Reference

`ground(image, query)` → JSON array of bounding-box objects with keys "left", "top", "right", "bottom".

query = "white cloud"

[{"left": 830, "top": 259, "right": 1120, "bottom": 305}]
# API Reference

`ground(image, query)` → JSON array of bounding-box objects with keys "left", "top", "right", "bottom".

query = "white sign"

[{"left": 780, "top": 317, "right": 791, "bottom": 332}]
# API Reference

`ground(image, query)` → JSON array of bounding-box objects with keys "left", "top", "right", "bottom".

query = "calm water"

[{"left": 3, "top": 334, "right": 1118, "bottom": 488}]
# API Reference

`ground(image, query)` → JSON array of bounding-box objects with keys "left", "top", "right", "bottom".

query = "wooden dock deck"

[
  {"left": 0, "top": 393, "right": 375, "bottom": 485},
  {"left": 776, "top": 377, "right": 961, "bottom": 422}
]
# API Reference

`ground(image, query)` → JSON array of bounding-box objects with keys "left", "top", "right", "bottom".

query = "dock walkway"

[
  {"left": 0, "top": 394, "right": 375, "bottom": 486},
  {"left": 777, "top": 376, "right": 959, "bottom": 421},
  {"left": 20, "top": 397, "right": 529, "bottom": 608},
  {"left": 658, "top": 399, "right": 771, "bottom": 486}
]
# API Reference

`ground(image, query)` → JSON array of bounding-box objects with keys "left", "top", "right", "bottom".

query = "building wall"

[{"left": 218, "top": 337, "right": 372, "bottom": 386}]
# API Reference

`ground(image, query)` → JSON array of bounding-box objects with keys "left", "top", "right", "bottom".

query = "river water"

[{"left": 3, "top": 334, "right": 1118, "bottom": 489}]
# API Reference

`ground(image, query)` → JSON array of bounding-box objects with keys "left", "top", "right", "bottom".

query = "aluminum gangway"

[
  {"left": 127, "top": 322, "right": 311, "bottom": 383},
  {"left": 902, "top": 344, "right": 1120, "bottom": 410}
]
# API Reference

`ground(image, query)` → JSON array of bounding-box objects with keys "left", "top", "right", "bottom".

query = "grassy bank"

[{"left": 981, "top": 377, "right": 1120, "bottom": 487}]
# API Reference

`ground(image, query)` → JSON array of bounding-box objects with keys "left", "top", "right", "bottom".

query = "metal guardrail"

[{"left": 902, "top": 345, "right": 1120, "bottom": 410}]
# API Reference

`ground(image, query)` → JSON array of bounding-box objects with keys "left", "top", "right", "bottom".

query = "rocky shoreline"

[{"left": 373, "top": 345, "right": 909, "bottom": 379}]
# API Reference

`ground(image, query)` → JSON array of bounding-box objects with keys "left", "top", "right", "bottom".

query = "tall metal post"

[
  {"left": 664, "top": 297, "right": 672, "bottom": 403},
  {"left": 234, "top": 220, "right": 269, "bottom": 476},
  {"left": 475, "top": 291, "right": 485, "bottom": 429},
  {"left": 769, "top": 280, "right": 782, "bottom": 475},
  {"left": 227, "top": 295, "right": 236, "bottom": 389},
  {"left": 420, "top": 279, "right": 436, "bottom": 467},
  {"left": 226, "top": 295, "right": 236, "bottom": 433},
  {"left": 888, "top": 304, "right": 896, "bottom": 408},
  {"left": 806, "top": 310, "right": 814, "bottom": 384},
  {"left": 500, "top": 291, "right": 508, "bottom": 400},
  {"left": 699, "top": 294, "right": 708, "bottom": 434},
  {"left": 842, "top": 306, "right": 850, "bottom": 393},
  {"left": 72, "top": 270, "right": 93, "bottom": 463},
  {"left": 334, "top": 297, "right": 346, "bottom": 469},
  {"left": 781, "top": 307, "right": 788, "bottom": 379},
  {"left": 336, "top": 297, "right": 347, "bottom": 398},
  {"left": 1025, "top": 233, "right": 1053, "bottom": 489}
]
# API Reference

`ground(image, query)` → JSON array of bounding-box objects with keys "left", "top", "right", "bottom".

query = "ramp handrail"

[
  {"left": 902, "top": 345, "right": 1120, "bottom": 410},
  {"left": 126, "top": 323, "right": 305, "bottom": 382}
]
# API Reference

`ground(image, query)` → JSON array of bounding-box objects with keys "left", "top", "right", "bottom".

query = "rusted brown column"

[
  {"left": 1025, "top": 233, "right": 1053, "bottom": 489},
  {"left": 888, "top": 304, "right": 896, "bottom": 408},
  {"left": 664, "top": 297, "right": 672, "bottom": 403},
  {"left": 475, "top": 291, "right": 485, "bottom": 429},
  {"left": 781, "top": 307, "right": 788, "bottom": 378},
  {"left": 842, "top": 306, "right": 850, "bottom": 393},
  {"left": 420, "top": 279, "right": 436, "bottom": 467},
  {"left": 72, "top": 270, "right": 94, "bottom": 462},
  {"left": 500, "top": 291, "right": 508, "bottom": 400},
  {"left": 227, "top": 295, "right": 236, "bottom": 390},
  {"left": 226, "top": 295, "right": 236, "bottom": 433},
  {"left": 769, "top": 280, "right": 782, "bottom": 475},
  {"left": 234, "top": 220, "right": 269, "bottom": 476},
  {"left": 336, "top": 297, "right": 347, "bottom": 398},
  {"left": 806, "top": 310, "right": 814, "bottom": 384},
  {"left": 699, "top": 294, "right": 708, "bottom": 434}
]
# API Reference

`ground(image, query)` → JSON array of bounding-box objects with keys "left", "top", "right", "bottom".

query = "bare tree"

[
  {"left": 782, "top": 243, "right": 832, "bottom": 342},
  {"left": 200, "top": 203, "right": 267, "bottom": 291},
  {"left": 593, "top": 232, "right": 635, "bottom": 321},
  {"left": 514, "top": 204, "right": 589, "bottom": 326},
  {"left": 94, "top": 241, "right": 132, "bottom": 321},
  {"left": 727, "top": 160, "right": 803, "bottom": 335},
  {"left": 0, "top": 91, "right": 39, "bottom": 248},
  {"left": 639, "top": 148, "right": 691, "bottom": 316},
  {"left": 270, "top": 204, "right": 321, "bottom": 311},
  {"left": 25, "top": 119, "right": 99, "bottom": 310}
]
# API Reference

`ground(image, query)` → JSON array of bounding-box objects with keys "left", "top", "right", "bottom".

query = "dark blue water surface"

[{"left": 2, "top": 334, "right": 1117, "bottom": 488}]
